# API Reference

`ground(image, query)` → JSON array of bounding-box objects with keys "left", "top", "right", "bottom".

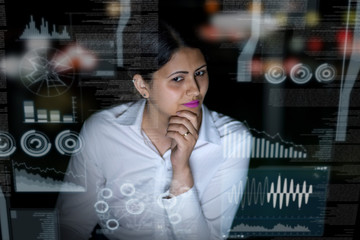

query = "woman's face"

[{"left": 144, "top": 47, "right": 209, "bottom": 118}]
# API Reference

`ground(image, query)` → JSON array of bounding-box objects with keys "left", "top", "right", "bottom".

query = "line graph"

[
  {"left": 224, "top": 122, "right": 308, "bottom": 159},
  {"left": 232, "top": 223, "right": 310, "bottom": 232},
  {"left": 244, "top": 121, "right": 307, "bottom": 152},
  {"left": 12, "top": 162, "right": 86, "bottom": 192}
]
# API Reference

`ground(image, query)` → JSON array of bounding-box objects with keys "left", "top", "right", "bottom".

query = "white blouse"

[{"left": 56, "top": 99, "right": 251, "bottom": 240}]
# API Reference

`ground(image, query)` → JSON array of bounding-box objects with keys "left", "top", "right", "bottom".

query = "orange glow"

[
  {"left": 52, "top": 44, "right": 97, "bottom": 72},
  {"left": 264, "top": 59, "right": 285, "bottom": 74},
  {"left": 250, "top": 58, "right": 263, "bottom": 77},
  {"left": 248, "top": 2, "right": 263, "bottom": 13},
  {"left": 197, "top": 24, "right": 222, "bottom": 42},
  {"left": 204, "top": 0, "right": 220, "bottom": 14},
  {"left": 106, "top": 2, "right": 122, "bottom": 17}
]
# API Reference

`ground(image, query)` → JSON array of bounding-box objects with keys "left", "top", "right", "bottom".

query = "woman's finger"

[
  {"left": 166, "top": 130, "right": 191, "bottom": 147},
  {"left": 168, "top": 116, "right": 198, "bottom": 139},
  {"left": 176, "top": 110, "right": 199, "bottom": 131},
  {"left": 167, "top": 123, "right": 190, "bottom": 136}
]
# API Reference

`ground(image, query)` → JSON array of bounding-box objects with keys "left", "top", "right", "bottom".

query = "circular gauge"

[{"left": 20, "top": 47, "right": 75, "bottom": 97}]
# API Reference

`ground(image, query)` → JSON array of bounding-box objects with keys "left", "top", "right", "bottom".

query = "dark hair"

[{"left": 123, "top": 20, "right": 205, "bottom": 82}]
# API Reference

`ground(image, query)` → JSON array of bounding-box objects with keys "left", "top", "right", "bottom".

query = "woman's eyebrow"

[
  {"left": 195, "top": 64, "right": 207, "bottom": 72},
  {"left": 167, "top": 64, "right": 207, "bottom": 78},
  {"left": 167, "top": 71, "right": 188, "bottom": 78}
]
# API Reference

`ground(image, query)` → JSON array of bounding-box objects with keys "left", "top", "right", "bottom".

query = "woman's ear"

[{"left": 132, "top": 74, "right": 149, "bottom": 98}]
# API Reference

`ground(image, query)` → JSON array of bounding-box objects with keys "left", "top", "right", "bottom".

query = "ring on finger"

[{"left": 183, "top": 131, "right": 190, "bottom": 137}]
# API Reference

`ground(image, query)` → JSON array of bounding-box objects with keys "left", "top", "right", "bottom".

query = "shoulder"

[
  {"left": 206, "top": 108, "right": 251, "bottom": 139},
  {"left": 80, "top": 101, "right": 138, "bottom": 136},
  {"left": 85, "top": 101, "right": 135, "bottom": 126},
  {"left": 205, "top": 108, "right": 252, "bottom": 161}
]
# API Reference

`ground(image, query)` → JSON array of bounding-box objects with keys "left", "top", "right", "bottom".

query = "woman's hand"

[{"left": 165, "top": 110, "right": 200, "bottom": 196}]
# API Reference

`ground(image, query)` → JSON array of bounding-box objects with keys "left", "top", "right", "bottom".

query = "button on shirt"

[{"left": 56, "top": 99, "right": 252, "bottom": 240}]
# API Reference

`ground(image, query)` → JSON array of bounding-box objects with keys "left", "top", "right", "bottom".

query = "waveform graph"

[
  {"left": 12, "top": 161, "right": 86, "bottom": 192},
  {"left": 228, "top": 166, "right": 329, "bottom": 238},
  {"left": 266, "top": 175, "right": 313, "bottom": 209},
  {"left": 19, "top": 47, "right": 75, "bottom": 97}
]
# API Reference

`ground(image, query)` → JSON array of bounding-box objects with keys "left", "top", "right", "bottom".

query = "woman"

[{"left": 56, "top": 21, "right": 251, "bottom": 240}]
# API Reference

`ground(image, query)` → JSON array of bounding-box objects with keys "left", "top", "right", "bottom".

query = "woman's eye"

[
  {"left": 172, "top": 76, "right": 184, "bottom": 82},
  {"left": 195, "top": 70, "right": 206, "bottom": 77}
]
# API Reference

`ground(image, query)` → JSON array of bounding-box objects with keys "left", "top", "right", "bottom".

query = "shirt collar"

[
  {"left": 115, "top": 99, "right": 221, "bottom": 145},
  {"left": 198, "top": 104, "right": 221, "bottom": 145},
  {"left": 115, "top": 99, "right": 146, "bottom": 127}
]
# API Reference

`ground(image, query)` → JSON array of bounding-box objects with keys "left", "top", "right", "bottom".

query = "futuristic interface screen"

[{"left": 0, "top": 0, "right": 359, "bottom": 239}]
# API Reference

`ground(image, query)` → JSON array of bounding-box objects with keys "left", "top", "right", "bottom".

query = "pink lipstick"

[{"left": 183, "top": 100, "right": 200, "bottom": 108}]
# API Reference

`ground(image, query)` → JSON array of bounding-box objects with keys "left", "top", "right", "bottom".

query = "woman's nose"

[{"left": 186, "top": 77, "right": 200, "bottom": 96}]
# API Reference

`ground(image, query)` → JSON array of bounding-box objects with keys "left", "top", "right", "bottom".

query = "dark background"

[{"left": 1, "top": 0, "right": 360, "bottom": 239}]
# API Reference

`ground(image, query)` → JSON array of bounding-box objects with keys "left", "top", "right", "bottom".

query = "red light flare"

[
  {"left": 283, "top": 57, "right": 300, "bottom": 75},
  {"left": 250, "top": 58, "right": 263, "bottom": 77},
  {"left": 336, "top": 28, "right": 353, "bottom": 56},
  {"left": 307, "top": 36, "right": 323, "bottom": 52},
  {"left": 197, "top": 24, "right": 222, "bottom": 42}
]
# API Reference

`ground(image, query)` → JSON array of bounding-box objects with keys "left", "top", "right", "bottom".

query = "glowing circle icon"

[
  {"left": 106, "top": 219, "right": 119, "bottom": 231},
  {"left": 20, "top": 130, "right": 51, "bottom": 157},
  {"left": 315, "top": 63, "right": 336, "bottom": 83},
  {"left": 125, "top": 199, "right": 145, "bottom": 215},
  {"left": 120, "top": 183, "right": 135, "bottom": 197},
  {"left": 0, "top": 132, "right": 16, "bottom": 157},
  {"left": 290, "top": 63, "right": 313, "bottom": 84},
  {"left": 55, "top": 130, "right": 84, "bottom": 155},
  {"left": 94, "top": 200, "right": 109, "bottom": 214},
  {"left": 169, "top": 213, "right": 181, "bottom": 224},
  {"left": 264, "top": 65, "right": 287, "bottom": 84},
  {"left": 100, "top": 188, "right": 113, "bottom": 199}
]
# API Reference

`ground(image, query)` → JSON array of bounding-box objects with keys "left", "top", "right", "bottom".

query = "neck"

[
  {"left": 141, "top": 102, "right": 173, "bottom": 155},
  {"left": 142, "top": 102, "right": 169, "bottom": 136}
]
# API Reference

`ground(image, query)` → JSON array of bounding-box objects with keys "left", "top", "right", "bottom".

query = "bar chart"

[
  {"left": 223, "top": 125, "right": 307, "bottom": 159},
  {"left": 23, "top": 98, "right": 77, "bottom": 124}
]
